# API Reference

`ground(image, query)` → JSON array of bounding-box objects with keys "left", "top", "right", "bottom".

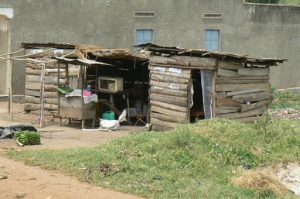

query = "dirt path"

[
  {"left": 0, "top": 155, "right": 141, "bottom": 199},
  {"left": 0, "top": 102, "right": 145, "bottom": 198}
]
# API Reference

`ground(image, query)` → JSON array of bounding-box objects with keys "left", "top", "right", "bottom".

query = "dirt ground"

[{"left": 0, "top": 102, "right": 145, "bottom": 199}]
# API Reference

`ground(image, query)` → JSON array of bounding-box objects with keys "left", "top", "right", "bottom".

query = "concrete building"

[{"left": 0, "top": 0, "right": 299, "bottom": 95}]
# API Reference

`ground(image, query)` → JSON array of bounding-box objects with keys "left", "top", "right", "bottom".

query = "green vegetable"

[{"left": 15, "top": 131, "right": 41, "bottom": 146}]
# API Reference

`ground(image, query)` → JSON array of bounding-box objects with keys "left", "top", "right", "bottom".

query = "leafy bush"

[{"left": 15, "top": 131, "right": 41, "bottom": 146}]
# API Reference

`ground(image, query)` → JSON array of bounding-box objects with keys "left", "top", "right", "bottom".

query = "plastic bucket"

[{"left": 103, "top": 111, "right": 115, "bottom": 120}]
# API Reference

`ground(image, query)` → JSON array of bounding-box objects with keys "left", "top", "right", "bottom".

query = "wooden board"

[
  {"left": 26, "top": 75, "right": 65, "bottom": 85},
  {"left": 151, "top": 73, "right": 189, "bottom": 84},
  {"left": 149, "top": 65, "right": 191, "bottom": 74},
  {"left": 150, "top": 70, "right": 191, "bottom": 79},
  {"left": 150, "top": 56, "right": 217, "bottom": 69},
  {"left": 25, "top": 90, "right": 57, "bottom": 98},
  {"left": 217, "top": 68, "right": 238, "bottom": 77},
  {"left": 25, "top": 96, "right": 58, "bottom": 105},
  {"left": 216, "top": 83, "right": 270, "bottom": 92},
  {"left": 217, "top": 97, "right": 241, "bottom": 107},
  {"left": 226, "top": 89, "right": 270, "bottom": 97},
  {"left": 150, "top": 87, "right": 187, "bottom": 97},
  {"left": 218, "top": 61, "right": 243, "bottom": 70},
  {"left": 151, "top": 118, "right": 179, "bottom": 129},
  {"left": 216, "top": 78, "right": 268, "bottom": 84},
  {"left": 151, "top": 105, "right": 188, "bottom": 118},
  {"left": 238, "top": 68, "right": 270, "bottom": 76},
  {"left": 150, "top": 80, "right": 188, "bottom": 91},
  {"left": 232, "top": 91, "right": 271, "bottom": 103},
  {"left": 150, "top": 100, "right": 187, "bottom": 112},
  {"left": 218, "top": 107, "right": 266, "bottom": 119},
  {"left": 24, "top": 103, "right": 58, "bottom": 111},
  {"left": 25, "top": 82, "right": 57, "bottom": 91},
  {"left": 150, "top": 93, "right": 188, "bottom": 107},
  {"left": 151, "top": 112, "right": 187, "bottom": 123},
  {"left": 216, "top": 107, "right": 240, "bottom": 114},
  {"left": 240, "top": 100, "right": 270, "bottom": 112}
]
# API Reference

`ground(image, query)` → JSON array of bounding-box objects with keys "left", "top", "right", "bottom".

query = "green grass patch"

[
  {"left": 7, "top": 118, "right": 300, "bottom": 198},
  {"left": 270, "top": 90, "right": 300, "bottom": 110}
]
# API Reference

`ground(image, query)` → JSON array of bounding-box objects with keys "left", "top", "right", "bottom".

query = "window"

[
  {"left": 204, "top": 30, "right": 220, "bottom": 51},
  {"left": 135, "top": 12, "right": 155, "bottom": 18},
  {"left": 136, "top": 29, "right": 153, "bottom": 45}
]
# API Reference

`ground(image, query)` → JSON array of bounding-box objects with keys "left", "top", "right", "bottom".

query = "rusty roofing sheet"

[
  {"left": 21, "top": 42, "right": 76, "bottom": 49},
  {"left": 138, "top": 43, "right": 286, "bottom": 65},
  {"left": 54, "top": 57, "right": 113, "bottom": 66}
]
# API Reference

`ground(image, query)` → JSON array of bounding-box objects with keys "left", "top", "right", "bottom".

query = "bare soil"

[{"left": 0, "top": 102, "right": 145, "bottom": 199}]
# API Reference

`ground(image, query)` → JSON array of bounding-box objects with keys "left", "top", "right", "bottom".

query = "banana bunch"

[{"left": 15, "top": 131, "right": 41, "bottom": 146}]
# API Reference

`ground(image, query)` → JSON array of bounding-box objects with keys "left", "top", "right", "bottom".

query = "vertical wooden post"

[
  {"left": 6, "top": 19, "right": 13, "bottom": 121},
  {"left": 39, "top": 63, "right": 45, "bottom": 128},
  {"left": 81, "top": 65, "right": 85, "bottom": 130},
  {"left": 58, "top": 62, "right": 62, "bottom": 126}
]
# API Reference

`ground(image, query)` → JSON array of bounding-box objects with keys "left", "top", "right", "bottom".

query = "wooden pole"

[
  {"left": 58, "top": 62, "right": 62, "bottom": 126},
  {"left": 6, "top": 19, "right": 13, "bottom": 121},
  {"left": 39, "top": 63, "right": 46, "bottom": 128}
]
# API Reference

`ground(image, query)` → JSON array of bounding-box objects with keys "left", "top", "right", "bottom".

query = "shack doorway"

[{"left": 190, "top": 69, "right": 214, "bottom": 122}]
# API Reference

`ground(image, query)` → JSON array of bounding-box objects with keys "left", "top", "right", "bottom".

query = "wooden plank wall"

[
  {"left": 149, "top": 65, "right": 191, "bottom": 131},
  {"left": 215, "top": 61, "right": 271, "bottom": 122},
  {"left": 24, "top": 59, "right": 66, "bottom": 113}
]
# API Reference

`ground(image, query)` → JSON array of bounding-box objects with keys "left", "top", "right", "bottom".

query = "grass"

[
  {"left": 280, "top": 0, "right": 300, "bottom": 5},
  {"left": 270, "top": 90, "right": 300, "bottom": 110},
  {"left": 7, "top": 118, "right": 300, "bottom": 198}
]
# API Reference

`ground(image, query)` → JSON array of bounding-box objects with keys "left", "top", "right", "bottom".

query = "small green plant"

[{"left": 15, "top": 131, "right": 41, "bottom": 146}]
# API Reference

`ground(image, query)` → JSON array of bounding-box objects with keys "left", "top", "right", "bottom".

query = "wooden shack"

[
  {"left": 140, "top": 44, "right": 286, "bottom": 130},
  {"left": 22, "top": 43, "right": 77, "bottom": 115}
]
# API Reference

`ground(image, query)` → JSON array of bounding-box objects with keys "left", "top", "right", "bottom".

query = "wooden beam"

[
  {"left": 232, "top": 91, "right": 271, "bottom": 103},
  {"left": 217, "top": 68, "right": 238, "bottom": 77},
  {"left": 151, "top": 73, "right": 189, "bottom": 84},
  {"left": 151, "top": 118, "right": 179, "bottom": 129},
  {"left": 151, "top": 112, "right": 187, "bottom": 123},
  {"left": 151, "top": 105, "right": 188, "bottom": 118},
  {"left": 217, "top": 97, "right": 241, "bottom": 107},
  {"left": 150, "top": 100, "right": 187, "bottom": 112},
  {"left": 150, "top": 80, "right": 188, "bottom": 91},
  {"left": 150, "top": 87, "right": 187, "bottom": 97},
  {"left": 241, "top": 100, "right": 270, "bottom": 112},
  {"left": 216, "top": 78, "right": 268, "bottom": 84},
  {"left": 227, "top": 89, "right": 270, "bottom": 97},
  {"left": 238, "top": 68, "right": 270, "bottom": 76},
  {"left": 216, "top": 83, "right": 270, "bottom": 92},
  {"left": 216, "top": 107, "right": 240, "bottom": 114},
  {"left": 218, "top": 107, "right": 266, "bottom": 119},
  {"left": 150, "top": 70, "right": 191, "bottom": 79},
  {"left": 218, "top": 61, "right": 243, "bottom": 70}
]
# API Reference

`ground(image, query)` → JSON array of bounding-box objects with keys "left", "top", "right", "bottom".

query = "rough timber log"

[
  {"left": 150, "top": 80, "right": 188, "bottom": 91},
  {"left": 218, "top": 107, "right": 267, "bottom": 119},
  {"left": 151, "top": 73, "right": 189, "bottom": 84},
  {"left": 150, "top": 100, "right": 187, "bottom": 112},
  {"left": 218, "top": 61, "right": 243, "bottom": 70},
  {"left": 150, "top": 93, "right": 188, "bottom": 107},
  {"left": 150, "top": 87, "right": 187, "bottom": 97},
  {"left": 216, "top": 83, "right": 270, "bottom": 92},
  {"left": 25, "top": 90, "right": 57, "bottom": 98},
  {"left": 151, "top": 105, "right": 187, "bottom": 118},
  {"left": 25, "top": 96, "right": 58, "bottom": 105},
  {"left": 26, "top": 75, "right": 65, "bottom": 85},
  {"left": 232, "top": 91, "right": 271, "bottom": 103},
  {"left": 151, "top": 112, "right": 187, "bottom": 123},
  {"left": 217, "top": 68, "right": 238, "bottom": 77},
  {"left": 238, "top": 68, "right": 270, "bottom": 76},
  {"left": 25, "top": 82, "right": 57, "bottom": 91},
  {"left": 240, "top": 100, "right": 270, "bottom": 112},
  {"left": 151, "top": 118, "right": 180, "bottom": 130}
]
